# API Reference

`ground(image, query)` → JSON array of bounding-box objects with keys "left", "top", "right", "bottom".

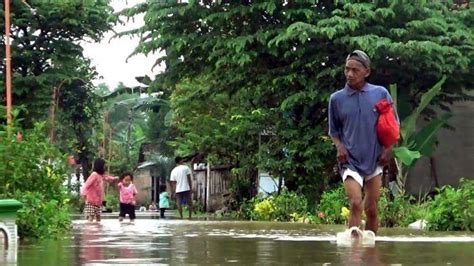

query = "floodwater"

[{"left": 9, "top": 219, "right": 474, "bottom": 265}]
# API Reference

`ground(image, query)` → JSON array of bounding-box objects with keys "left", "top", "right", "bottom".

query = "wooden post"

[{"left": 205, "top": 163, "right": 210, "bottom": 212}]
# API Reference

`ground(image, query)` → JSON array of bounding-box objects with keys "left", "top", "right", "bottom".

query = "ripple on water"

[{"left": 72, "top": 220, "right": 474, "bottom": 243}]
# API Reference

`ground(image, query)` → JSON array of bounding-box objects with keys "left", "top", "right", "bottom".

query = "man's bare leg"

[
  {"left": 344, "top": 177, "right": 363, "bottom": 228},
  {"left": 176, "top": 198, "right": 183, "bottom": 219},
  {"left": 188, "top": 197, "right": 193, "bottom": 220},
  {"left": 364, "top": 175, "right": 382, "bottom": 234}
]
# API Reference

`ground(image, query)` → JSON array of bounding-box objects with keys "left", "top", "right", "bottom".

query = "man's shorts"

[
  {"left": 341, "top": 166, "right": 383, "bottom": 187},
  {"left": 176, "top": 191, "right": 192, "bottom": 206},
  {"left": 84, "top": 203, "right": 101, "bottom": 217}
]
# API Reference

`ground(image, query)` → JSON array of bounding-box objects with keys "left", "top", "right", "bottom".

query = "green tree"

[
  {"left": 0, "top": 0, "right": 115, "bottom": 127},
  {"left": 51, "top": 59, "right": 103, "bottom": 177},
  {"left": 99, "top": 81, "right": 168, "bottom": 173},
  {"left": 122, "top": 1, "right": 473, "bottom": 204},
  {"left": 0, "top": 0, "right": 115, "bottom": 177}
]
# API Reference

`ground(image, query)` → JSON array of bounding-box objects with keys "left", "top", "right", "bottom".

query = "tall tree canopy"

[
  {"left": 0, "top": 0, "right": 114, "bottom": 127},
  {"left": 1, "top": 0, "right": 115, "bottom": 175},
  {"left": 123, "top": 0, "right": 473, "bottom": 201}
]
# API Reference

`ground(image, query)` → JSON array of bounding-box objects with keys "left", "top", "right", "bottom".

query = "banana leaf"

[
  {"left": 412, "top": 112, "right": 451, "bottom": 156},
  {"left": 393, "top": 146, "right": 421, "bottom": 166},
  {"left": 401, "top": 76, "right": 446, "bottom": 141}
]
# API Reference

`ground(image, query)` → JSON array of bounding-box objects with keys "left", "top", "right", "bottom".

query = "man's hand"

[
  {"left": 336, "top": 144, "right": 349, "bottom": 163},
  {"left": 379, "top": 146, "right": 392, "bottom": 166}
]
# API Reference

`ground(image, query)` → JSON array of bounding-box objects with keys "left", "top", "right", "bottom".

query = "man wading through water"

[
  {"left": 170, "top": 156, "right": 193, "bottom": 219},
  {"left": 328, "top": 50, "right": 397, "bottom": 236}
]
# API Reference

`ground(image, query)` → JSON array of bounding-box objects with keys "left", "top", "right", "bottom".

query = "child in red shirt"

[{"left": 118, "top": 172, "right": 138, "bottom": 223}]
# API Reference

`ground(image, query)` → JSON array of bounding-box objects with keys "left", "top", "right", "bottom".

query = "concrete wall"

[{"left": 407, "top": 101, "right": 474, "bottom": 195}]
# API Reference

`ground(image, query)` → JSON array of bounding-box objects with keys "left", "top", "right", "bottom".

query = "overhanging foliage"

[{"left": 121, "top": 0, "right": 473, "bottom": 202}]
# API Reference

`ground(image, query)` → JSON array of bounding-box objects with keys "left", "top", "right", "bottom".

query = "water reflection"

[
  {"left": 339, "top": 244, "right": 387, "bottom": 266},
  {"left": 80, "top": 224, "right": 105, "bottom": 262},
  {"left": 0, "top": 244, "right": 17, "bottom": 265},
  {"left": 11, "top": 220, "right": 474, "bottom": 265}
]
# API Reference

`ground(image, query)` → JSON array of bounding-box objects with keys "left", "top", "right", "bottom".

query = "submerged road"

[{"left": 13, "top": 219, "right": 474, "bottom": 265}]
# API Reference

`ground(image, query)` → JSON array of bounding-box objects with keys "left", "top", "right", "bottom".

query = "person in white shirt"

[{"left": 170, "top": 156, "right": 193, "bottom": 219}]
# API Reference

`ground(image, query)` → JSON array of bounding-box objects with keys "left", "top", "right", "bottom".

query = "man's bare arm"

[
  {"left": 187, "top": 174, "right": 192, "bottom": 192},
  {"left": 379, "top": 144, "right": 393, "bottom": 166},
  {"left": 331, "top": 136, "right": 348, "bottom": 163},
  {"left": 170, "top": 181, "right": 176, "bottom": 198}
]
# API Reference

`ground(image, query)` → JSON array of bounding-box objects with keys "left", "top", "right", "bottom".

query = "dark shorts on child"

[
  {"left": 84, "top": 203, "right": 101, "bottom": 217},
  {"left": 119, "top": 203, "right": 136, "bottom": 219}
]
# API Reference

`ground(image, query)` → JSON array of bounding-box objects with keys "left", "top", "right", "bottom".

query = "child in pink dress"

[
  {"left": 118, "top": 172, "right": 138, "bottom": 223},
  {"left": 81, "top": 158, "right": 118, "bottom": 222}
]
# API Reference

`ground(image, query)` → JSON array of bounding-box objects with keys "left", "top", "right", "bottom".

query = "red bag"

[{"left": 375, "top": 99, "right": 400, "bottom": 147}]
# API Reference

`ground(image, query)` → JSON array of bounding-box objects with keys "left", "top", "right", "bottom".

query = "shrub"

[
  {"left": 253, "top": 197, "right": 276, "bottom": 220},
  {"left": 0, "top": 122, "right": 71, "bottom": 238},
  {"left": 318, "top": 184, "right": 425, "bottom": 227},
  {"left": 104, "top": 191, "right": 119, "bottom": 212},
  {"left": 236, "top": 197, "right": 255, "bottom": 220},
  {"left": 401, "top": 201, "right": 430, "bottom": 227},
  {"left": 228, "top": 177, "right": 254, "bottom": 204},
  {"left": 426, "top": 178, "right": 473, "bottom": 231},
  {"left": 377, "top": 188, "right": 418, "bottom": 227},
  {"left": 15, "top": 191, "right": 71, "bottom": 239},
  {"left": 68, "top": 193, "right": 85, "bottom": 214},
  {"left": 193, "top": 200, "right": 205, "bottom": 213},
  {"left": 0, "top": 122, "right": 67, "bottom": 196},
  {"left": 244, "top": 189, "right": 309, "bottom": 222},
  {"left": 272, "top": 189, "right": 308, "bottom": 221},
  {"left": 457, "top": 179, "right": 474, "bottom": 230},
  {"left": 66, "top": 181, "right": 84, "bottom": 213},
  {"left": 317, "top": 184, "right": 348, "bottom": 224}
]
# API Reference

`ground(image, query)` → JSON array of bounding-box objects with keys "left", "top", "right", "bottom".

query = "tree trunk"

[
  {"left": 81, "top": 157, "right": 90, "bottom": 181},
  {"left": 430, "top": 156, "right": 440, "bottom": 188},
  {"left": 126, "top": 109, "right": 133, "bottom": 165},
  {"left": 48, "top": 87, "right": 59, "bottom": 143}
]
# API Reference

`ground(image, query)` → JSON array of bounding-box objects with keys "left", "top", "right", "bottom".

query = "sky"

[{"left": 82, "top": 0, "right": 162, "bottom": 90}]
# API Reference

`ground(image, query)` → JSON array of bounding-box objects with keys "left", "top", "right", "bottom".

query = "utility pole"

[
  {"left": 4, "top": 1, "right": 35, "bottom": 126},
  {"left": 4, "top": 0, "right": 12, "bottom": 126}
]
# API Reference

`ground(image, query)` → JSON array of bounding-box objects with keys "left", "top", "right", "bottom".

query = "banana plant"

[
  {"left": 391, "top": 76, "right": 451, "bottom": 194},
  {"left": 98, "top": 77, "right": 170, "bottom": 169}
]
